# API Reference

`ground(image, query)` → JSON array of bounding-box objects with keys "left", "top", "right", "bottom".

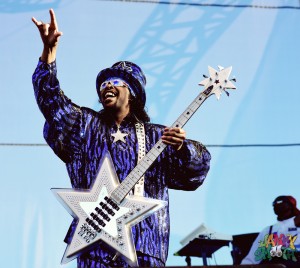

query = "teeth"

[{"left": 105, "top": 92, "right": 116, "bottom": 98}]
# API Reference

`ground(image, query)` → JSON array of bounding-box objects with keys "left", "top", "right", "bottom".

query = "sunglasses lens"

[
  {"left": 100, "top": 82, "right": 107, "bottom": 90},
  {"left": 113, "top": 80, "right": 122, "bottom": 86},
  {"left": 100, "top": 79, "right": 125, "bottom": 90}
]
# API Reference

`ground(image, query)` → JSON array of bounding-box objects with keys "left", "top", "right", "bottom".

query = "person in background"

[{"left": 242, "top": 195, "right": 300, "bottom": 267}]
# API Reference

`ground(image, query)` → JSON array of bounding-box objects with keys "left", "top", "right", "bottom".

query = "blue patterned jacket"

[{"left": 32, "top": 60, "right": 211, "bottom": 265}]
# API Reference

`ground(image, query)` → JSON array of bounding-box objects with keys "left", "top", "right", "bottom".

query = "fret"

[
  {"left": 120, "top": 183, "right": 130, "bottom": 193},
  {"left": 125, "top": 173, "right": 136, "bottom": 187},
  {"left": 145, "top": 152, "right": 156, "bottom": 161},
  {"left": 132, "top": 169, "right": 143, "bottom": 180},
  {"left": 138, "top": 159, "right": 150, "bottom": 170},
  {"left": 134, "top": 166, "right": 146, "bottom": 175},
  {"left": 126, "top": 175, "right": 135, "bottom": 185},
  {"left": 124, "top": 179, "right": 133, "bottom": 188},
  {"left": 190, "top": 100, "right": 200, "bottom": 110}
]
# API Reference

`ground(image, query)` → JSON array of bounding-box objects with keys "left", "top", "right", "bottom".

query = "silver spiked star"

[{"left": 111, "top": 128, "right": 128, "bottom": 143}]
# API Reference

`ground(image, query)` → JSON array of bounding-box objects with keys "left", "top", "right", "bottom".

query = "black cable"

[
  {"left": 207, "top": 143, "right": 300, "bottom": 148},
  {"left": 96, "top": 0, "right": 300, "bottom": 10}
]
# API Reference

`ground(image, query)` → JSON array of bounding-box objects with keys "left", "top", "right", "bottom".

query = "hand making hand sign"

[{"left": 32, "top": 9, "right": 63, "bottom": 63}]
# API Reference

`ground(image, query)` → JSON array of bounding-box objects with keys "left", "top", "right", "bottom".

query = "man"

[
  {"left": 32, "top": 9, "right": 211, "bottom": 267},
  {"left": 241, "top": 196, "right": 300, "bottom": 266}
]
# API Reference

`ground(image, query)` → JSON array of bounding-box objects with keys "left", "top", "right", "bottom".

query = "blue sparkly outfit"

[{"left": 32, "top": 60, "right": 211, "bottom": 267}]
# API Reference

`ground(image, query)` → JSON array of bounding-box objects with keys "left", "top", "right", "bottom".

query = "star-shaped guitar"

[{"left": 52, "top": 153, "right": 166, "bottom": 266}]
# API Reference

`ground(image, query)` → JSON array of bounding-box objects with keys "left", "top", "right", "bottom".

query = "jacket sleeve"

[
  {"left": 32, "top": 59, "right": 84, "bottom": 163},
  {"left": 166, "top": 139, "right": 211, "bottom": 191}
]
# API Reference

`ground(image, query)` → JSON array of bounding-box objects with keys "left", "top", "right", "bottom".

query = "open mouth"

[{"left": 102, "top": 90, "right": 118, "bottom": 101}]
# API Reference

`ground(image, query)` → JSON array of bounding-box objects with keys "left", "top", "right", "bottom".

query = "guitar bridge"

[{"left": 78, "top": 223, "right": 97, "bottom": 243}]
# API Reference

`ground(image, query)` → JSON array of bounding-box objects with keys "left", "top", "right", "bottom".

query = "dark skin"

[
  {"left": 32, "top": 9, "right": 186, "bottom": 150},
  {"left": 273, "top": 202, "right": 300, "bottom": 227}
]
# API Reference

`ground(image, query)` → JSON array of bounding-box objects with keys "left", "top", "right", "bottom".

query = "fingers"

[
  {"left": 32, "top": 9, "right": 57, "bottom": 28},
  {"left": 32, "top": 9, "right": 62, "bottom": 33},
  {"left": 32, "top": 16, "right": 49, "bottom": 35},
  {"left": 163, "top": 127, "right": 186, "bottom": 138},
  {"left": 49, "top": 9, "right": 58, "bottom": 31},
  {"left": 31, "top": 9, "right": 63, "bottom": 48},
  {"left": 31, "top": 17, "right": 41, "bottom": 27},
  {"left": 162, "top": 127, "right": 186, "bottom": 150},
  {"left": 50, "top": 9, "right": 63, "bottom": 37},
  {"left": 32, "top": 17, "right": 49, "bottom": 37}
]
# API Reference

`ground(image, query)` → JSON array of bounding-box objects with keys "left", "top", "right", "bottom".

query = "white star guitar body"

[
  {"left": 52, "top": 153, "right": 166, "bottom": 266},
  {"left": 52, "top": 66, "right": 236, "bottom": 266}
]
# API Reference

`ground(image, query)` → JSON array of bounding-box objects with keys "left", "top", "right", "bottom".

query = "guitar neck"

[{"left": 111, "top": 88, "right": 213, "bottom": 204}]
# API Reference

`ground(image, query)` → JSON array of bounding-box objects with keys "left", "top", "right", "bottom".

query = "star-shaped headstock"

[{"left": 198, "top": 66, "right": 236, "bottom": 99}]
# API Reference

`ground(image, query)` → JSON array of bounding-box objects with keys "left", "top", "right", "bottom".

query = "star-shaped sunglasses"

[{"left": 100, "top": 78, "right": 128, "bottom": 91}]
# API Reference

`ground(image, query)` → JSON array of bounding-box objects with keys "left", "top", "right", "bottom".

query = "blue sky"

[{"left": 1, "top": 0, "right": 300, "bottom": 267}]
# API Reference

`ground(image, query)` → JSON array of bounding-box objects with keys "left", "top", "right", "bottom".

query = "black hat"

[
  {"left": 273, "top": 195, "right": 300, "bottom": 216},
  {"left": 96, "top": 61, "right": 146, "bottom": 107}
]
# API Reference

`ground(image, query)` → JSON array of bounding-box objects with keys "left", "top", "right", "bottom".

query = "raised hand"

[
  {"left": 32, "top": 9, "right": 63, "bottom": 63},
  {"left": 162, "top": 127, "right": 186, "bottom": 150}
]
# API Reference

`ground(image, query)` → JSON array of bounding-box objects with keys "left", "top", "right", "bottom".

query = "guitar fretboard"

[{"left": 110, "top": 88, "right": 213, "bottom": 204}]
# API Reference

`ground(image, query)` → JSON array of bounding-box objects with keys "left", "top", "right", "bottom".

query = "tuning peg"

[
  {"left": 224, "top": 90, "right": 230, "bottom": 97},
  {"left": 230, "top": 77, "right": 236, "bottom": 82},
  {"left": 217, "top": 65, "right": 224, "bottom": 71},
  {"left": 203, "top": 74, "right": 208, "bottom": 78}
]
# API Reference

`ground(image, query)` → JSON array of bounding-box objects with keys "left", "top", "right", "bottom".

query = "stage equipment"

[
  {"left": 52, "top": 66, "right": 236, "bottom": 266},
  {"left": 230, "top": 233, "right": 259, "bottom": 264},
  {"left": 174, "top": 223, "right": 232, "bottom": 266}
]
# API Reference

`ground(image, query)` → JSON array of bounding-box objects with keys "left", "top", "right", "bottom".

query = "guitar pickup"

[{"left": 105, "top": 196, "right": 120, "bottom": 211}]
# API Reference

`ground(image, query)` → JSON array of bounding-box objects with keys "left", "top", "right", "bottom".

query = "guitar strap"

[{"left": 134, "top": 122, "right": 146, "bottom": 196}]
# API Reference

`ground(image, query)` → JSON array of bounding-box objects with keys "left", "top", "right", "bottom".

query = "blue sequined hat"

[{"left": 96, "top": 61, "right": 147, "bottom": 107}]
